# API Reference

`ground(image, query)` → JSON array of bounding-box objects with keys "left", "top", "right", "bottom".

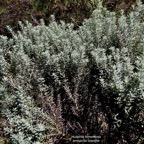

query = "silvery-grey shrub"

[{"left": 0, "top": 1, "right": 144, "bottom": 143}]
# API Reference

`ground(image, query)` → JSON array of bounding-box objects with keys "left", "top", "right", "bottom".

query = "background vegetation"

[
  {"left": 0, "top": 0, "right": 141, "bottom": 36},
  {"left": 0, "top": 0, "right": 98, "bottom": 37}
]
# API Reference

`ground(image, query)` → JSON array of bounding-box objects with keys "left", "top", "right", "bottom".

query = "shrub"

[{"left": 0, "top": 1, "right": 144, "bottom": 143}]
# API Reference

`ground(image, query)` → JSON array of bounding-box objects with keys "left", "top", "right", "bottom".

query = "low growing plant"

[{"left": 0, "top": 1, "right": 144, "bottom": 143}]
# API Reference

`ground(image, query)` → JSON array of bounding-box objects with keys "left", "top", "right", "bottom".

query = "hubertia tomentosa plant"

[{"left": 0, "top": 1, "right": 144, "bottom": 144}]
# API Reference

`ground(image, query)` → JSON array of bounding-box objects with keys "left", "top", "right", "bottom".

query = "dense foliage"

[
  {"left": 0, "top": 0, "right": 98, "bottom": 36},
  {"left": 0, "top": 1, "right": 144, "bottom": 144},
  {"left": 0, "top": 0, "right": 140, "bottom": 37}
]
